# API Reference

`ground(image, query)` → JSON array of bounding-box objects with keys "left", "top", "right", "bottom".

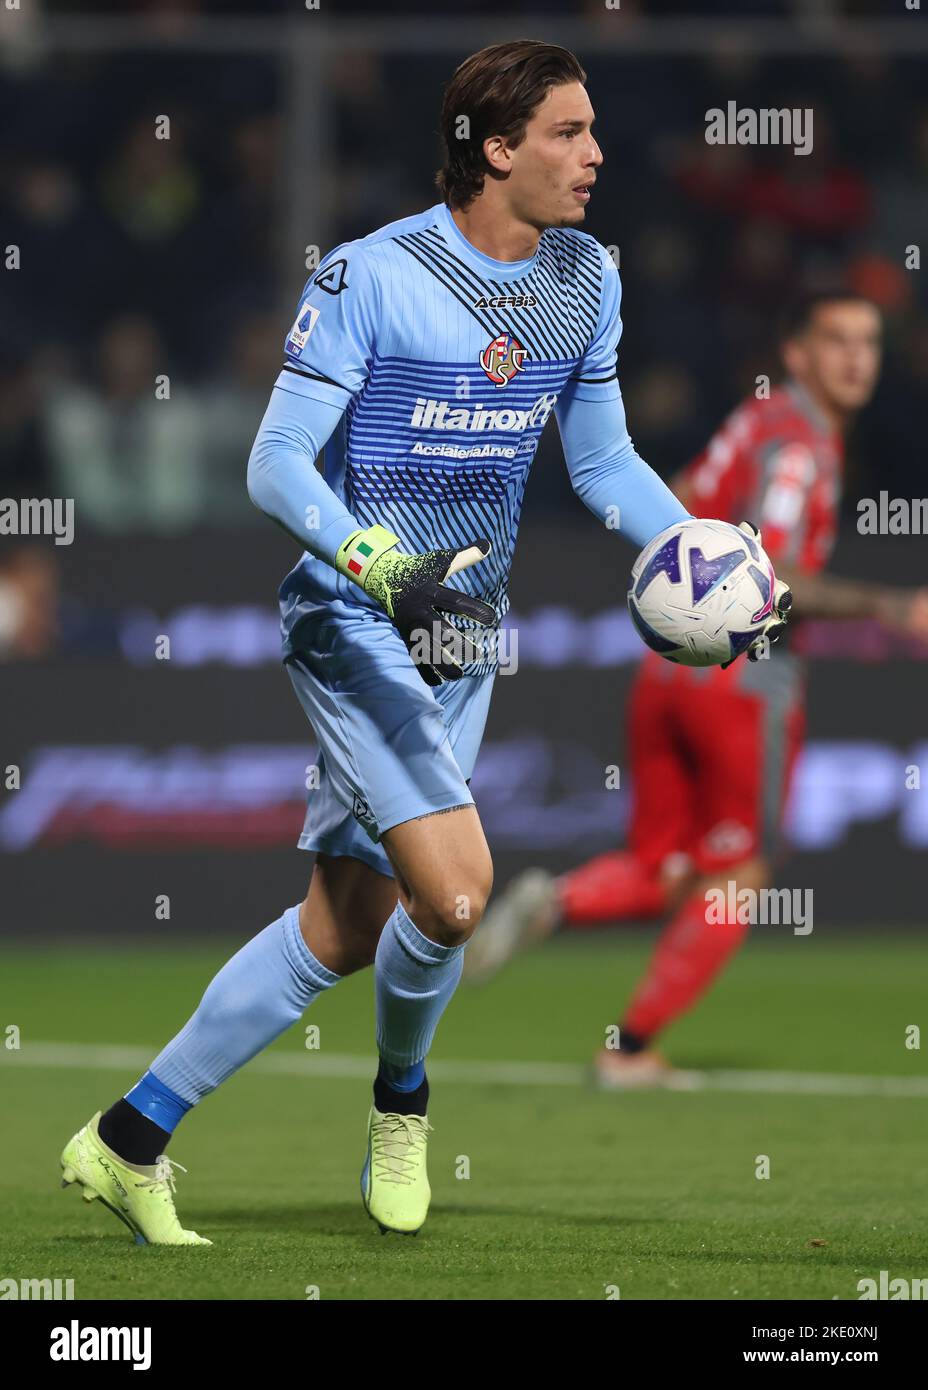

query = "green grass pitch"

[{"left": 1, "top": 929, "right": 925, "bottom": 1300}]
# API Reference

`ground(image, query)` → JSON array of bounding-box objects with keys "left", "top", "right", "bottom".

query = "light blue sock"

[
  {"left": 375, "top": 901, "right": 464, "bottom": 1080},
  {"left": 128, "top": 905, "right": 339, "bottom": 1123}
]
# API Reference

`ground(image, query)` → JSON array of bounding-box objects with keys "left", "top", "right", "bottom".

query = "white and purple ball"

[{"left": 627, "top": 518, "right": 777, "bottom": 668}]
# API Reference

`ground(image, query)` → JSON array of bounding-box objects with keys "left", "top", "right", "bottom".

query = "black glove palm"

[{"left": 336, "top": 524, "right": 497, "bottom": 685}]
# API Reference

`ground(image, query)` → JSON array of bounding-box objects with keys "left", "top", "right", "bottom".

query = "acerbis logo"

[
  {"left": 479, "top": 332, "right": 527, "bottom": 385},
  {"left": 312, "top": 259, "right": 348, "bottom": 295},
  {"left": 410, "top": 391, "right": 557, "bottom": 434},
  {"left": 473, "top": 294, "right": 538, "bottom": 310}
]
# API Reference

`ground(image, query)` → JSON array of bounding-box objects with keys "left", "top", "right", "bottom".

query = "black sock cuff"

[
  {"left": 373, "top": 1073, "right": 429, "bottom": 1117},
  {"left": 98, "top": 1097, "right": 171, "bottom": 1165}
]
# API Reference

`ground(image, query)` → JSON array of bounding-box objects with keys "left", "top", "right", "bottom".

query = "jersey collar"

[
  {"left": 785, "top": 379, "right": 837, "bottom": 441},
  {"left": 433, "top": 202, "right": 539, "bottom": 281}
]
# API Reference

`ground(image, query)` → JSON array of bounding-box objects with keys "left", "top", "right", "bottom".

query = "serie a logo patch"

[{"left": 286, "top": 302, "right": 320, "bottom": 356}]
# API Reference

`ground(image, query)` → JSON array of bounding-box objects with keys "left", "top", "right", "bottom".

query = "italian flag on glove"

[{"left": 335, "top": 523, "right": 497, "bottom": 685}]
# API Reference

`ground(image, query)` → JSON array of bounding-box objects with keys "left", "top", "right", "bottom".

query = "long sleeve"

[
  {"left": 554, "top": 242, "right": 689, "bottom": 548},
  {"left": 246, "top": 241, "right": 381, "bottom": 564},
  {"left": 555, "top": 383, "right": 690, "bottom": 548},
  {"left": 246, "top": 383, "right": 360, "bottom": 564}
]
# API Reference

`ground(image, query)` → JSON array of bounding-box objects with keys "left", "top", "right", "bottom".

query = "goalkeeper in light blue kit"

[{"left": 60, "top": 41, "right": 697, "bottom": 1241}]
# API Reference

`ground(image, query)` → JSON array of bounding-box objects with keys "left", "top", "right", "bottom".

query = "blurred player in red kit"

[{"left": 466, "top": 290, "right": 928, "bottom": 1083}]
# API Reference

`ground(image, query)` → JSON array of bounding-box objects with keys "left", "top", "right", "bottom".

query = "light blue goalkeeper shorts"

[{"left": 284, "top": 601, "right": 496, "bottom": 879}]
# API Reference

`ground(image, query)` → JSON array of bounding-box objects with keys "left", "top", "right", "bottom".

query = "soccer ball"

[{"left": 627, "top": 518, "right": 777, "bottom": 667}]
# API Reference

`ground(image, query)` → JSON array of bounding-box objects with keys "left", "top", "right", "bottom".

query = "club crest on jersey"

[
  {"left": 479, "top": 332, "right": 527, "bottom": 386},
  {"left": 286, "top": 301, "right": 320, "bottom": 356}
]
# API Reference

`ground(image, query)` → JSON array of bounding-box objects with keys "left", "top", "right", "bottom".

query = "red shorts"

[{"left": 627, "top": 652, "right": 805, "bottom": 875}]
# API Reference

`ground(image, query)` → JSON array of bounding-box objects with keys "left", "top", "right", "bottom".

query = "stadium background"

[{"left": 2, "top": 0, "right": 927, "bottom": 935}]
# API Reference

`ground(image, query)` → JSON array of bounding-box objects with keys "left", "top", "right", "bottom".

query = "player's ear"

[{"left": 483, "top": 134, "right": 512, "bottom": 176}]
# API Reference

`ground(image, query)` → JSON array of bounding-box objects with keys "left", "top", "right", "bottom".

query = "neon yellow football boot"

[
  {"left": 60, "top": 1111, "right": 211, "bottom": 1246},
  {"left": 361, "top": 1106, "right": 433, "bottom": 1235}
]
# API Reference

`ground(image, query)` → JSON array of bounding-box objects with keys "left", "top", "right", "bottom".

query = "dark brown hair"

[
  {"left": 779, "top": 289, "right": 876, "bottom": 343},
  {"left": 436, "top": 41, "right": 587, "bottom": 210}
]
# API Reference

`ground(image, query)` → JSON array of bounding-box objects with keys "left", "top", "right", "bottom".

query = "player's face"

[
  {"left": 505, "top": 82, "right": 602, "bottom": 229},
  {"left": 789, "top": 302, "right": 883, "bottom": 415}
]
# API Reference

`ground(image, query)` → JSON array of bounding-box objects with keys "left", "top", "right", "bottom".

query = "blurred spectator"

[
  {"left": 0, "top": 355, "right": 50, "bottom": 495},
  {"left": 0, "top": 546, "right": 59, "bottom": 660},
  {"left": 673, "top": 118, "right": 871, "bottom": 244},
  {"left": 44, "top": 316, "right": 207, "bottom": 533},
  {"left": 182, "top": 114, "right": 280, "bottom": 337},
  {"left": 2, "top": 159, "right": 118, "bottom": 356},
  {"left": 99, "top": 116, "right": 201, "bottom": 244},
  {"left": 202, "top": 311, "right": 282, "bottom": 525},
  {"left": 330, "top": 51, "right": 424, "bottom": 239},
  {"left": 871, "top": 107, "right": 928, "bottom": 267}
]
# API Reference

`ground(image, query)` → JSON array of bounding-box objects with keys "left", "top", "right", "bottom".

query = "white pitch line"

[{"left": 1, "top": 1042, "right": 927, "bottom": 1099}]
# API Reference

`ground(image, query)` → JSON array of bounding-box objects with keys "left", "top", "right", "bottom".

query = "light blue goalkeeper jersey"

[{"left": 249, "top": 200, "right": 688, "bottom": 673}]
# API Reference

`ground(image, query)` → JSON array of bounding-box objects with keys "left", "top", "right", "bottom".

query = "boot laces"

[
  {"left": 137, "top": 1155, "right": 188, "bottom": 1198},
  {"left": 372, "top": 1114, "right": 432, "bottom": 1186}
]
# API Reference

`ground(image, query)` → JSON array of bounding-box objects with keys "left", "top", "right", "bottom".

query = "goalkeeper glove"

[
  {"left": 721, "top": 520, "right": 793, "bottom": 668},
  {"left": 335, "top": 523, "right": 496, "bottom": 685}
]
